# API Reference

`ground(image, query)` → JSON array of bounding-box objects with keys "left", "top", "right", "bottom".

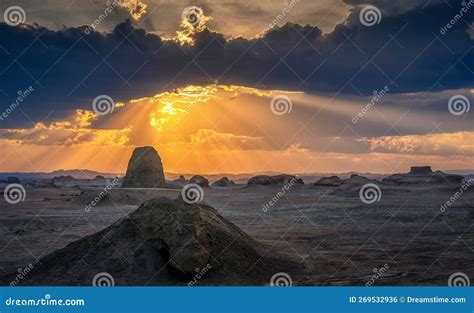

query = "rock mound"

[
  {"left": 211, "top": 177, "right": 236, "bottom": 187},
  {"left": 314, "top": 176, "right": 343, "bottom": 187},
  {"left": 171, "top": 175, "right": 187, "bottom": 186},
  {"left": 247, "top": 174, "right": 304, "bottom": 186},
  {"left": 52, "top": 175, "right": 74, "bottom": 183},
  {"left": 409, "top": 166, "right": 432, "bottom": 175},
  {"left": 19, "top": 198, "right": 297, "bottom": 285},
  {"left": 6, "top": 176, "right": 21, "bottom": 184},
  {"left": 122, "top": 147, "right": 167, "bottom": 188},
  {"left": 188, "top": 175, "right": 209, "bottom": 187},
  {"left": 383, "top": 167, "right": 464, "bottom": 185}
]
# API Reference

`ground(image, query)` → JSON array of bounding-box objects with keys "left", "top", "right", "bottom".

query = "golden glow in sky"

[{"left": 0, "top": 85, "right": 472, "bottom": 175}]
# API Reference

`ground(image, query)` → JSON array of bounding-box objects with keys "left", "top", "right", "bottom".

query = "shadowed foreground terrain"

[{"left": 0, "top": 174, "right": 472, "bottom": 286}]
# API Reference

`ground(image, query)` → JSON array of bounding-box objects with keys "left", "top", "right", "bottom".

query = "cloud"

[
  {"left": 114, "top": 0, "right": 148, "bottom": 20},
  {"left": 0, "top": 84, "right": 471, "bottom": 174},
  {"left": 363, "top": 131, "right": 474, "bottom": 156},
  {"left": 190, "top": 129, "right": 266, "bottom": 150},
  {"left": 0, "top": 0, "right": 472, "bottom": 128}
]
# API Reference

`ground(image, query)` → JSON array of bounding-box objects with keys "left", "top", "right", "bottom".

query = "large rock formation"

[
  {"left": 314, "top": 176, "right": 343, "bottom": 187},
  {"left": 188, "top": 175, "right": 209, "bottom": 187},
  {"left": 18, "top": 198, "right": 297, "bottom": 285},
  {"left": 211, "top": 177, "right": 236, "bottom": 187},
  {"left": 383, "top": 166, "right": 464, "bottom": 185},
  {"left": 122, "top": 147, "right": 167, "bottom": 188},
  {"left": 247, "top": 174, "right": 304, "bottom": 186}
]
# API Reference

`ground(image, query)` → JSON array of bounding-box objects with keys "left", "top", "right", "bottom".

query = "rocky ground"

[{"left": 0, "top": 176, "right": 473, "bottom": 286}]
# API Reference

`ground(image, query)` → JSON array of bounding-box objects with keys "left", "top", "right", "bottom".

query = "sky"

[{"left": 0, "top": 0, "right": 472, "bottom": 174}]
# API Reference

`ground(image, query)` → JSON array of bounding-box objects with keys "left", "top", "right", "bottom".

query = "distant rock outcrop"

[
  {"left": 122, "top": 147, "right": 167, "bottom": 188},
  {"left": 383, "top": 166, "right": 464, "bottom": 185},
  {"left": 188, "top": 175, "right": 209, "bottom": 187},
  {"left": 172, "top": 175, "right": 187, "bottom": 186},
  {"left": 247, "top": 174, "right": 304, "bottom": 186},
  {"left": 19, "top": 197, "right": 297, "bottom": 285},
  {"left": 211, "top": 177, "right": 236, "bottom": 187},
  {"left": 314, "top": 176, "right": 343, "bottom": 187},
  {"left": 409, "top": 166, "right": 432, "bottom": 175},
  {"left": 6, "top": 176, "right": 21, "bottom": 184},
  {"left": 52, "top": 175, "right": 74, "bottom": 183},
  {"left": 350, "top": 174, "right": 368, "bottom": 180}
]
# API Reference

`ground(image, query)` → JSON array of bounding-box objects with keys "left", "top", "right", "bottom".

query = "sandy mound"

[
  {"left": 211, "top": 177, "right": 236, "bottom": 187},
  {"left": 188, "top": 175, "right": 209, "bottom": 187},
  {"left": 20, "top": 197, "right": 298, "bottom": 286}
]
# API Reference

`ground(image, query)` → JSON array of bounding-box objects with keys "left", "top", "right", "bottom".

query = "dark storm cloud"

[
  {"left": 342, "top": 0, "right": 446, "bottom": 15},
  {"left": 0, "top": 0, "right": 472, "bottom": 128}
]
